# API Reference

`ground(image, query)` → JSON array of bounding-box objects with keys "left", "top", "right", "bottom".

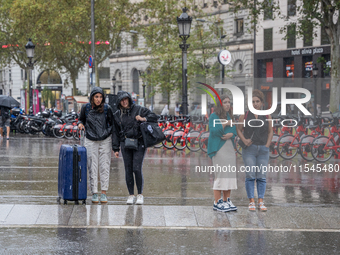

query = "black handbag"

[
  {"left": 124, "top": 137, "right": 138, "bottom": 150},
  {"left": 121, "top": 107, "right": 141, "bottom": 150},
  {"left": 140, "top": 122, "right": 166, "bottom": 148}
]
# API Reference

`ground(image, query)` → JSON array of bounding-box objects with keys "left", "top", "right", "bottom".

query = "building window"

[
  {"left": 116, "top": 36, "right": 122, "bottom": 51},
  {"left": 264, "top": 28, "right": 273, "bottom": 51},
  {"left": 213, "top": 1, "right": 218, "bottom": 8},
  {"left": 258, "top": 59, "right": 273, "bottom": 83},
  {"left": 21, "top": 69, "right": 24, "bottom": 80},
  {"left": 132, "top": 34, "right": 138, "bottom": 49},
  {"left": 303, "top": 56, "right": 313, "bottom": 78},
  {"left": 214, "top": 24, "right": 224, "bottom": 38},
  {"left": 321, "top": 26, "right": 330, "bottom": 45},
  {"left": 264, "top": 0, "right": 273, "bottom": 20},
  {"left": 287, "top": 24, "right": 296, "bottom": 48},
  {"left": 287, "top": 0, "right": 296, "bottom": 16},
  {"left": 321, "top": 54, "right": 331, "bottom": 78},
  {"left": 284, "top": 57, "right": 294, "bottom": 80},
  {"left": 233, "top": 60, "right": 244, "bottom": 74},
  {"left": 37, "top": 70, "right": 62, "bottom": 84},
  {"left": 223, "top": 0, "right": 228, "bottom": 4},
  {"left": 203, "top": 2, "right": 208, "bottom": 8},
  {"left": 235, "top": 19, "right": 244, "bottom": 34},
  {"left": 303, "top": 22, "right": 313, "bottom": 47},
  {"left": 9, "top": 69, "right": 11, "bottom": 82},
  {"left": 98, "top": 67, "right": 110, "bottom": 79},
  {"left": 132, "top": 69, "right": 140, "bottom": 94}
]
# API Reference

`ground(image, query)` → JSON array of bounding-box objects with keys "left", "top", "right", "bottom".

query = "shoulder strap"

[
  {"left": 104, "top": 104, "right": 108, "bottom": 118},
  {"left": 244, "top": 111, "right": 249, "bottom": 120},
  {"left": 138, "top": 106, "right": 142, "bottom": 117},
  {"left": 85, "top": 103, "right": 91, "bottom": 117}
]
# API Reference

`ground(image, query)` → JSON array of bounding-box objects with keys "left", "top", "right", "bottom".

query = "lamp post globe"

[
  {"left": 177, "top": 7, "right": 192, "bottom": 116},
  {"left": 177, "top": 7, "right": 192, "bottom": 41},
  {"left": 25, "top": 38, "right": 35, "bottom": 59},
  {"left": 25, "top": 38, "right": 35, "bottom": 114}
]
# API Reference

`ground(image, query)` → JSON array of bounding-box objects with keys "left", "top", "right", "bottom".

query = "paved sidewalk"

[{"left": 1, "top": 204, "right": 339, "bottom": 231}]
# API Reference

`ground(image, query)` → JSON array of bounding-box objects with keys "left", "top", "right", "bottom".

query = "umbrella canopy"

[{"left": 0, "top": 95, "right": 20, "bottom": 108}]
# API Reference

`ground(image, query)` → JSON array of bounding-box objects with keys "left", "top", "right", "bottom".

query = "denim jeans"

[{"left": 242, "top": 144, "right": 269, "bottom": 199}]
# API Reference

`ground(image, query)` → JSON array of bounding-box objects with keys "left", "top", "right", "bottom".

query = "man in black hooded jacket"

[{"left": 112, "top": 91, "right": 158, "bottom": 205}]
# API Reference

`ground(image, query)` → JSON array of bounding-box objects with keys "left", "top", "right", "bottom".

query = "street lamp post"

[
  {"left": 111, "top": 76, "right": 116, "bottom": 95},
  {"left": 25, "top": 38, "right": 35, "bottom": 115},
  {"left": 177, "top": 7, "right": 192, "bottom": 116},
  {"left": 197, "top": 19, "right": 226, "bottom": 90},
  {"left": 37, "top": 80, "right": 42, "bottom": 113},
  {"left": 91, "top": 0, "right": 95, "bottom": 90},
  {"left": 138, "top": 70, "right": 146, "bottom": 107},
  {"left": 313, "top": 64, "right": 318, "bottom": 118}
]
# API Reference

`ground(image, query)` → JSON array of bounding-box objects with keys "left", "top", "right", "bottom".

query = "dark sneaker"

[
  {"left": 100, "top": 193, "right": 108, "bottom": 203},
  {"left": 213, "top": 200, "right": 231, "bottom": 212},
  {"left": 92, "top": 194, "right": 99, "bottom": 203},
  {"left": 225, "top": 198, "right": 237, "bottom": 211}
]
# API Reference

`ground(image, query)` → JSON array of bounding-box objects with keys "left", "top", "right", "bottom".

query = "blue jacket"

[{"left": 207, "top": 112, "right": 237, "bottom": 159}]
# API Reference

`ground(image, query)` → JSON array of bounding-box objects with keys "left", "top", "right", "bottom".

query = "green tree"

[
  {"left": 137, "top": 0, "right": 184, "bottom": 106},
  {"left": 0, "top": 0, "right": 134, "bottom": 95},
  {"left": 137, "top": 0, "right": 218, "bottom": 106},
  {"left": 229, "top": 0, "right": 340, "bottom": 113}
]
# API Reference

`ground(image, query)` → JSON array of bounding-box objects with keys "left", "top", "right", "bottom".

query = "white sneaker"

[
  {"left": 126, "top": 195, "right": 135, "bottom": 205},
  {"left": 135, "top": 194, "right": 144, "bottom": 205}
]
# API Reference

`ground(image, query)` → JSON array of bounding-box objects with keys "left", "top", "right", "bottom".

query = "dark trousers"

[{"left": 120, "top": 141, "right": 146, "bottom": 195}]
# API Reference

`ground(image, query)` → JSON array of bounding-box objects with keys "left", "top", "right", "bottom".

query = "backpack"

[{"left": 1, "top": 107, "right": 10, "bottom": 119}]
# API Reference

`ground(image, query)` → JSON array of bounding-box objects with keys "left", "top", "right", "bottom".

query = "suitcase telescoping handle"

[{"left": 80, "top": 129, "right": 85, "bottom": 146}]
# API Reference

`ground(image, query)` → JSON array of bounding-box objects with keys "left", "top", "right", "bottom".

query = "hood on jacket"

[
  {"left": 90, "top": 87, "right": 105, "bottom": 104},
  {"left": 116, "top": 91, "right": 133, "bottom": 109}
]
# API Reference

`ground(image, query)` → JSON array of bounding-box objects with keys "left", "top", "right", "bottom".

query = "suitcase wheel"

[
  {"left": 64, "top": 200, "right": 68, "bottom": 205},
  {"left": 82, "top": 200, "right": 86, "bottom": 205},
  {"left": 75, "top": 200, "right": 79, "bottom": 205}
]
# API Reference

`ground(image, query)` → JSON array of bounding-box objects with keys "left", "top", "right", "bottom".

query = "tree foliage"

[
  {"left": 136, "top": 0, "right": 223, "bottom": 106},
  {"left": 0, "top": 0, "right": 134, "bottom": 95}
]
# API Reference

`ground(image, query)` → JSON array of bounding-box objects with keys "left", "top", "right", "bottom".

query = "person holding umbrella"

[
  {"left": 0, "top": 95, "right": 19, "bottom": 140},
  {"left": 0, "top": 106, "right": 11, "bottom": 140}
]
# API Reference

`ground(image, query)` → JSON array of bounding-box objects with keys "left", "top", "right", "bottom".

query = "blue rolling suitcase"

[{"left": 58, "top": 144, "right": 87, "bottom": 205}]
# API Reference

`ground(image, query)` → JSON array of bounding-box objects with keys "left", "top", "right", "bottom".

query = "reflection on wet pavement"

[
  {"left": 1, "top": 134, "right": 339, "bottom": 206},
  {"left": 1, "top": 135, "right": 340, "bottom": 253},
  {"left": 1, "top": 227, "right": 339, "bottom": 254}
]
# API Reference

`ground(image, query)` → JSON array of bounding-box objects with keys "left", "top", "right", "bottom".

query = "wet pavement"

[{"left": 0, "top": 134, "right": 340, "bottom": 253}]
